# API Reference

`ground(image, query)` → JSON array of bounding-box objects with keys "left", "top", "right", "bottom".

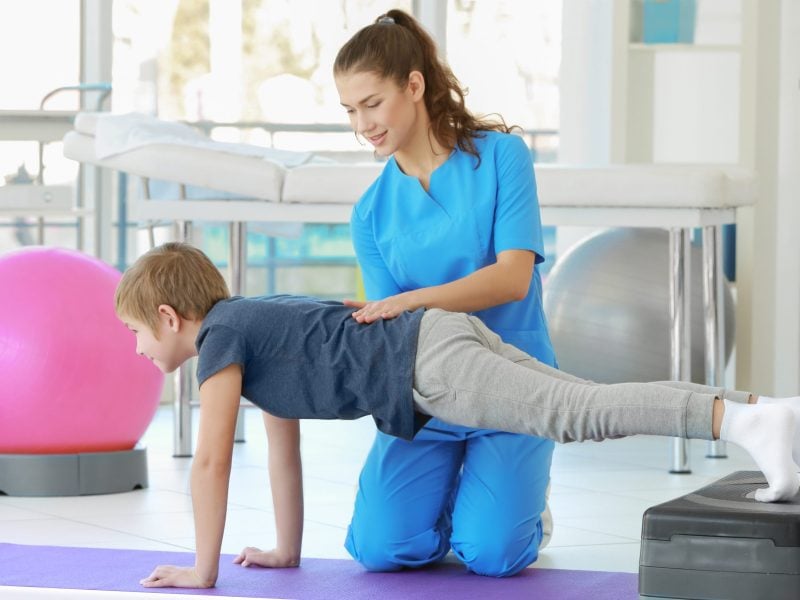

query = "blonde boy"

[{"left": 116, "top": 242, "right": 800, "bottom": 589}]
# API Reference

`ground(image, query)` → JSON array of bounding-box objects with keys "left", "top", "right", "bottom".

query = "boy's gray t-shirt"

[{"left": 195, "top": 295, "right": 426, "bottom": 440}]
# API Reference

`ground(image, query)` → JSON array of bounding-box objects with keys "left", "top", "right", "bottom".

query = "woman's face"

[{"left": 335, "top": 69, "right": 422, "bottom": 157}]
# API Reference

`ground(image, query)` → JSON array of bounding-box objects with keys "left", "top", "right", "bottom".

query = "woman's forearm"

[{"left": 407, "top": 250, "right": 535, "bottom": 314}]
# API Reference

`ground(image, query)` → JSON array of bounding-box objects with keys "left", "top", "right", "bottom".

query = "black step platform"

[{"left": 639, "top": 471, "right": 800, "bottom": 600}]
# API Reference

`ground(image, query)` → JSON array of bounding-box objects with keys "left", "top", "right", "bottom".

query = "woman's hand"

[
  {"left": 343, "top": 292, "right": 419, "bottom": 323},
  {"left": 140, "top": 565, "right": 213, "bottom": 588},
  {"left": 233, "top": 546, "right": 300, "bottom": 568}
]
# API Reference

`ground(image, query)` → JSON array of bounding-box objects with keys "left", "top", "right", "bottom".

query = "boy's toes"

[{"left": 754, "top": 474, "right": 800, "bottom": 503}]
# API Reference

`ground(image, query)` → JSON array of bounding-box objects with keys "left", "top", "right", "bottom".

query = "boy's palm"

[
  {"left": 140, "top": 565, "right": 211, "bottom": 588},
  {"left": 234, "top": 546, "right": 300, "bottom": 568}
]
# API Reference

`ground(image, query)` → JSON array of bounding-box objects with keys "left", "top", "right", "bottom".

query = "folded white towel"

[{"left": 93, "top": 112, "right": 315, "bottom": 168}]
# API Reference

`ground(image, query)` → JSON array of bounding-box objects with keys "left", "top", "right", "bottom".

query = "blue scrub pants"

[{"left": 344, "top": 419, "right": 554, "bottom": 577}]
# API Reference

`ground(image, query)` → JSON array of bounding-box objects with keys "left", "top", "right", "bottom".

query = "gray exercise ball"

[{"left": 543, "top": 228, "right": 734, "bottom": 385}]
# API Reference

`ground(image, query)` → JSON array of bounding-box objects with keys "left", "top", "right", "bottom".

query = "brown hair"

[
  {"left": 115, "top": 242, "right": 230, "bottom": 335},
  {"left": 334, "top": 8, "right": 515, "bottom": 166}
]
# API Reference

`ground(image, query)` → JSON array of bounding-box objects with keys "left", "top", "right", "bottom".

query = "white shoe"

[{"left": 539, "top": 482, "right": 553, "bottom": 550}]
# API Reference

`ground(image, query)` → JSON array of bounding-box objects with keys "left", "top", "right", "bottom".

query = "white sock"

[
  {"left": 720, "top": 399, "right": 800, "bottom": 502},
  {"left": 759, "top": 395, "right": 800, "bottom": 404},
  {"left": 757, "top": 395, "right": 800, "bottom": 469}
]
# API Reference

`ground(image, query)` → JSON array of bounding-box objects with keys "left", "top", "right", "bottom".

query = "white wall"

[
  {"left": 558, "top": 0, "right": 800, "bottom": 393},
  {"left": 767, "top": 0, "right": 800, "bottom": 394},
  {"left": 558, "top": 0, "right": 615, "bottom": 165},
  {"left": 651, "top": 52, "right": 739, "bottom": 164},
  {"left": 556, "top": 0, "right": 615, "bottom": 256}
]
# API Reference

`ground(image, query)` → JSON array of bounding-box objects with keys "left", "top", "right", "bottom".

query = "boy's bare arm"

[
  {"left": 234, "top": 414, "right": 304, "bottom": 568},
  {"left": 140, "top": 364, "right": 242, "bottom": 589}
]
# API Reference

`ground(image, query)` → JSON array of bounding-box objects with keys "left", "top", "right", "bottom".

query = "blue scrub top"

[{"left": 350, "top": 130, "right": 556, "bottom": 366}]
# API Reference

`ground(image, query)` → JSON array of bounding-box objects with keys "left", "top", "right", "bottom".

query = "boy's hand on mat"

[
  {"left": 344, "top": 293, "right": 417, "bottom": 324},
  {"left": 140, "top": 565, "right": 213, "bottom": 588},
  {"left": 234, "top": 546, "right": 300, "bottom": 568}
]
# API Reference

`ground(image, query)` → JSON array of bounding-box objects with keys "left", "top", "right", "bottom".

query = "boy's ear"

[{"left": 157, "top": 304, "right": 181, "bottom": 332}]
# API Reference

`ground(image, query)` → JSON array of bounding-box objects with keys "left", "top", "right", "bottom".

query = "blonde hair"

[{"left": 115, "top": 242, "right": 230, "bottom": 335}]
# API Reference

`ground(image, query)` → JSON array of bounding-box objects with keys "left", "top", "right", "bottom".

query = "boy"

[{"left": 116, "top": 242, "right": 800, "bottom": 589}]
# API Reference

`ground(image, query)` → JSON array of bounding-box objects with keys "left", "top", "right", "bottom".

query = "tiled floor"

[{"left": 0, "top": 406, "right": 758, "bottom": 575}]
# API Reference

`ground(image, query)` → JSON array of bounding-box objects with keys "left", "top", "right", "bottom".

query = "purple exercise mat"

[{"left": 0, "top": 543, "right": 637, "bottom": 599}]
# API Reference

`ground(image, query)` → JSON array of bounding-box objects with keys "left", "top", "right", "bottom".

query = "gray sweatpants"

[{"left": 412, "top": 309, "right": 752, "bottom": 443}]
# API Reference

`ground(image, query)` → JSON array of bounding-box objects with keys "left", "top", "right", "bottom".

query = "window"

[
  {"left": 446, "top": 1, "right": 560, "bottom": 134},
  {"left": 0, "top": 1, "right": 81, "bottom": 253},
  {"left": 0, "top": 1, "right": 81, "bottom": 110}
]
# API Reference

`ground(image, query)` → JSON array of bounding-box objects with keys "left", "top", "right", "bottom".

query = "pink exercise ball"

[{"left": 0, "top": 247, "right": 164, "bottom": 454}]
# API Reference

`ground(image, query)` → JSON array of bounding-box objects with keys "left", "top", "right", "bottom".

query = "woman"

[{"left": 334, "top": 9, "right": 556, "bottom": 577}]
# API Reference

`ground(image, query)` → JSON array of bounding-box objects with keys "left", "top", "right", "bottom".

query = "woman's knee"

[
  {"left": 345, "top": 522, "right": 449, "bottom": 571},
  {"left": 452, "top": 533, "right": 540, "bottom": 577},
  {"left": 346, "top": 535, "right": 403, "bottom": 572}
]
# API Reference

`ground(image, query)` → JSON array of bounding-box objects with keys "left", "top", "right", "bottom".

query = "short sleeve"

[
  {"left": 492, "top": 135, "right": 544, "bottom": 264},
  {"left": 196, "top": 325, "right": 248, "bottom": 386},
  {"left": 350, "top": 204, "right": 403, "bottom": 299}
]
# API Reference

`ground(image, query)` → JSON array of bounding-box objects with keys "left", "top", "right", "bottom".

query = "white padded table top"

[
  {"left": 63, "top": 112, "right": 757, "bottom": 225},
  {"left": 73, "top": 112, "right": 103, "bottom": 136},
  {"left": 283, "top": 163, "right": 383, "bottom": 204},
  {"left": 535, "top": 164, "right": 756, "bottom": 209},
  {"left": 64, "top": 127, "right": 384, "bottom": 206},
  {"left": 63, "top": 131, "right": 285, "bottom": 202}
]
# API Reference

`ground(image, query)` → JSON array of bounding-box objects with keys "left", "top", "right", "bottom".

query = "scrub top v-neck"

[{"left": 350, "top": 130, "right": 555, "bottom": 366}]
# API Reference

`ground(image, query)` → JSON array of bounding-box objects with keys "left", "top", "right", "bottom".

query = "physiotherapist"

[{"left": 334, "top": 8, "right": 557, "bottom": 577}]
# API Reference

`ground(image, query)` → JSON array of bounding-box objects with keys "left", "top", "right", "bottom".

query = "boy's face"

[{"left": 121, "top": 312, "right": 186, "bottom": 374}]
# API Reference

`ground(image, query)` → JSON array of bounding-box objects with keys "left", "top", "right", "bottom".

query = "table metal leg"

[
  {"left": 669, "top": 228, "right": 692, "bottom": 473},
  {"left": 230, "top": 222, "right": 247, "bottom": 443},
  {"left": 703, "top": 225, "right": 727, "bottom": 458},
  {"left": 142, "top": 178, "right": 156, "bottom": 248},
  {"left": 173, "top": 219, "right": 194, "bottom": 457},
  {"left": 36, "top": 217, "right": 45, "bottom": 244},
  {"left": 173, "top": 357, "right": 194, "bottom": 457}
]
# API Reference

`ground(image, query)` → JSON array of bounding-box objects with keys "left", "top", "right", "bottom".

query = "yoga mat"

[{"left": 0, "top": 543, "right": 637, "bottom": 599}]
